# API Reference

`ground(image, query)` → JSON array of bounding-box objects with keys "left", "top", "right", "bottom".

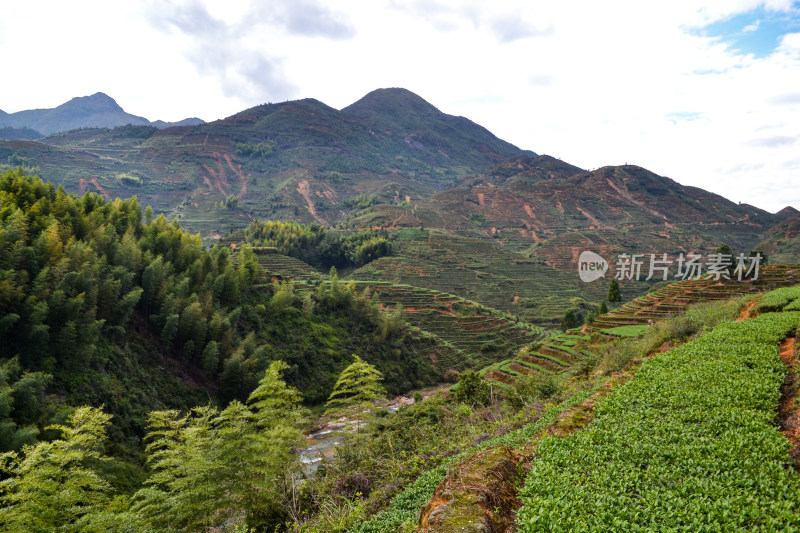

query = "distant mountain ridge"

[
  {"left": 0, "top": 92, "right": 204, "bottom": 136},
  {"left": 0, "top": 87, "right": 796, "bottom": 268}
]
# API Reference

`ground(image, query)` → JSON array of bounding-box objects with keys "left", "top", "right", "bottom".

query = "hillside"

[
  {"left": 0, "top": 92, "right": 203, "bottom": 135},
  {"left": 346, "top": 163, "right": 792, "bottom": 272},
  {"left": 0, "top": 126, "right": 42, "bottom": 140},
  {"left": 0, "top": 169, "right": 471, "bottom": 461},
  {"left": 757, "top": 211, "right": 800, "bottom": 264},
  {"left": 0, "top": 88, "right": 532, "bottom": 236},
  {"left": 1, "top": 88, "right": 796, "bottom": 328}
]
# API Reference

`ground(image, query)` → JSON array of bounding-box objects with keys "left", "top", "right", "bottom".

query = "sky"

[{"left": 1, "top": 0, "right": 799, "bottom": 213}]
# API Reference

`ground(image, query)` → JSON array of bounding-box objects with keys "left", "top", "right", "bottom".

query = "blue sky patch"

[
  {"left": 691, "top": 4, "right": 800, "bottom": 58},
  {"left": 665, "top": 111, "right": 704, "bottom": 124}
]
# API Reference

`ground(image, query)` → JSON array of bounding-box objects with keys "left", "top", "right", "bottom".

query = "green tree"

[
  {"left": 598, "top": 300, "right": 608, "bottom": 315},
  {"left": 200, "top": 341, "right": 219, "bottom": 378},
  {"left": 132, "top": 406, "right": 223, "bottom": 532},
  {"left": 225, "top": 361, "right": 305, "bottom": 529},
  {"left": 325, "top": 355, "right": 384, "bottom": 428},
  {"left": 0, "top": 407, "right": 115, "bottom": 533},
  {"left": 561, "top": 308, "right": 584, "bottom": 331},
  {"left": 607, "top": 277, "right": 621, "bottom": 303},
  {"left": 134, "top": 362, "right": 304, "bottom": 532},
  {"left": 452, "top": 370, "right": 491, "bottom": 407}
]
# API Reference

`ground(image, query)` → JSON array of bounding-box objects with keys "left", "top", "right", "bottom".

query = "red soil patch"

[
  {"left": 90, "top": 177, "right": 111, "bottom": 200},
  {"left": 778, "top": 336, "right": 800, "bottom": 470},
  {"left": 223, "top": 153, "right": 247, "bottom": 198}
]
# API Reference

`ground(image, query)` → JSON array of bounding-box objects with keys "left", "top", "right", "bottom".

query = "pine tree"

[
  {"left": 608, "top": 278, "right": 621, "bottom": 303},
  {"left": 325, "top": 355, "right": 384, "bottom": 429},
  {"left": 599, "top": 300, "right": 608, "bottom": 315}
]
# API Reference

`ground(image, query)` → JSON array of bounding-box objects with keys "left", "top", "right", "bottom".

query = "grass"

[{"left": 598, "top": 324, "right": 649, "bottom": 337}]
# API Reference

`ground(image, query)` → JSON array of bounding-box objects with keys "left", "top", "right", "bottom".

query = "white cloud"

[
  {"left": 0, "top": 0, "right": 798, "bottom": 211},
  {"left": 743, "top": 19, "right": 761, "bottom": 32}
]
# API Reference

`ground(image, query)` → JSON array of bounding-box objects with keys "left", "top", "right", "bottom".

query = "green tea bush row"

[
  {"left": 758, "top": 285, "right": 800, "bottom": 311},
  {"left": 516, "top": 311, "right": 800, "bottom": 532},
  {"left": 348, "top": 389, "right": 594, "bottom": 533}
]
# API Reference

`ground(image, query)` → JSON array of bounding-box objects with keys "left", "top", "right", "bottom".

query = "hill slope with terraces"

[{"left": 478, "top": 265, "right": 800, "bottom": 389}]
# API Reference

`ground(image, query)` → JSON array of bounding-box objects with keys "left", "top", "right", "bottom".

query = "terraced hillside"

[
  {"left": 348, "top": 281, "right": 552, "bottom": 370},
  {"left": 348, "top": 228, "right": 649, "bottom": 326},
  {"left": 479, "top": 265, "right": 800, "bottom": 389},
  {"left": 250, "top": 247, "right": 322, "bottom": 281},
  {"left": 591, "top": 264, "right": 800, "bottom": 333},
  {"left": 349, "top": 283, "right": 800, "bottom": 532}
]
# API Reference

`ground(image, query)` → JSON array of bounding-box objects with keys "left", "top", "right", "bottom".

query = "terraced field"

[
  {"left": 349, "top": 283, "right": 800, "bottom": 532},
  {"left": 516, "top": 309, "right": 800, "bottom": 531},
  {"left": 479, "top": 265, "right": 800, "bottom": 388},
  {"left": 348, "top": 281, "right": 553, "bottom": 370},
  {"left": 250, "top": 247, "right": 322, "bottom": 281},
  {"left": 590, "top": 264, "right": 800, "bottom": 333},
  {"left": 349, "top": 228, "right": 650, "bottom": 326}
]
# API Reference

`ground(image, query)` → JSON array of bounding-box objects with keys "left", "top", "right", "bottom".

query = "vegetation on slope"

[
  {"left": 241, "top": 220, "right": 391, "bottom": 271},
  {"left": 516, "top": 308, "right": 800, "bottom": 531},
  {"left": 0, "top": 169, "right": 442, "bottom": 460}
]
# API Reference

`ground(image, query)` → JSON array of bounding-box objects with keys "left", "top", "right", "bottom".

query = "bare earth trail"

[
  {"left": 779, "top": 335, "right": 800, "bottom": 470},
  {"left": 296, "top": 179, "right": 329, "bottom": 226}
]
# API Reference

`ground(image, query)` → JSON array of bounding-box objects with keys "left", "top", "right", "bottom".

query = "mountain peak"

[
  {"left": 60, "top": 92, "right": 124, "bottom": 113},
  {"left": 343, "top": 87, "right": 441, "bottom": 117},
  {"left": 0, "top": 93, "right": 204, "bottom": 135}
]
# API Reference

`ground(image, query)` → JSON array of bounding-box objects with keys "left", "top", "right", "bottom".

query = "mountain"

[
  {"left": 0, "top": 92, "right": 204, "bottom": 135},
  {"left": 342, "top": 88, "right": 532, "bottom": 170},
  {"left": 0, "top": 87, "right": 790, "bottom": 275},
  {"left": 0, "top": 88, "right": 532, "bottom": 236},
  {"left": 0, "top": 127, "right": 42, "bottom": 140},
  {"left": 756, "top": 210, "right": 800, "bottom": 264}
]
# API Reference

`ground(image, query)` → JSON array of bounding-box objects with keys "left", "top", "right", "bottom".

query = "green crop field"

[{"left": 516, "top": 309, "right": 800, "bottom": 531}]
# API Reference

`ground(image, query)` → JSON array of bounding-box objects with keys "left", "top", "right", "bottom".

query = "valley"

[{"left": 1, "top": 86, "right": 799, "bottom": 532}]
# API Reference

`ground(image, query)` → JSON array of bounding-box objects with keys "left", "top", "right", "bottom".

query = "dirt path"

[
  {"left": 779, "top": 336, "right": 800, "bottom": 470},
  {"left": 90, "top": 177, "right": 111, "bottom": 200},
  {"left": 737, "top": 300, "right": 757, "bottom": 321},
  {"left": 296, "top": 179, "right": 329, "bottom": 226}
]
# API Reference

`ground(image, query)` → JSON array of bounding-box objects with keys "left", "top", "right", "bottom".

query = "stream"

[{"left": 298, "top": 385, "right": 447, "bottom": 475}]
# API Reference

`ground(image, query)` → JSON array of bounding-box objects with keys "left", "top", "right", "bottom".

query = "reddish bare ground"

[
  {"left": 737, "top": 300, "right": 757, "bottom": 321},
  {"left": 223, "top": 153, "right": 247, "bottom": 198},
  {"left": 296, "top": 179, "right": 328, "bottom": 226},
  {"left": 779, "top": 336, "right": 800, "bottom": 470},
  {"left": 90, "top": 177, "right": 111, "bottom": 200}
]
